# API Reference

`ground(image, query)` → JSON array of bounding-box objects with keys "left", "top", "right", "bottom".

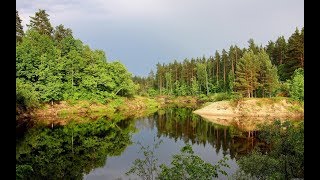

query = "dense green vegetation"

[
  {"left": 16, "top": 9, "right": 136, "bottom": 111},
  {"left": 236, "top": 120, "right": 304, "bottom": 179},
  {"left": 133, "top": 28, "right": 304, "bottom": 99},
  {"left": 16, "top": 117, "right": 134, "bottom": 179},
  {"left": 16, "top": 9, "right": 304, "bottom": 180},
  {"left": 126, "top": 139, "right": 229, "bottom": 180}
]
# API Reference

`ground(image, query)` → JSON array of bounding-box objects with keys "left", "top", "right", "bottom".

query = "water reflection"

[
  {"left": 16, "top": 118, "right": 135, "bottom": 179},
  {"left": 17, "top": 107, "right": 266, "bottom": 179},
  {"left": 146, "top": 108, "right": 263, "bottom": 160}
]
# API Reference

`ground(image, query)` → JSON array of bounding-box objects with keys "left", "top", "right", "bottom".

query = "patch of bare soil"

[{"left": 193, "top": 98, "right": 303, "bottom": 130}]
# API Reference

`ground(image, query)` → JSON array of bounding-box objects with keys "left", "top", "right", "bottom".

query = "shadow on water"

[
  {"left": 16, "top": 117, "right": 135, "bottom": 180},
  {"left": 147, "top": 107, "right": 267, "bottom": 160},
  {"left": 16, "top": 107, "right": 278, "bottom": 179}
]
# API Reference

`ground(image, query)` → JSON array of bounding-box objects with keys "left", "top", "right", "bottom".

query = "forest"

[
  {"left": 16, "top": 9, "right": 137, "bottom": 111},
  {"left": 16, "top": 9, "right": 304, "bottom": 111},
  {"left": 133, "top": 29, "right": 304, "bottom": 100},
  {"left": 16, "top": 9, "right": 304, "bottom": 179}
]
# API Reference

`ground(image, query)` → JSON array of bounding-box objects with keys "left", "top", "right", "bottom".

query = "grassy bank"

[
  {"left": 24, "top": 95, "right": 202, "bottom": 125},
  {"left": 29, "top": 96, "right": 158, "bottom": 124}
]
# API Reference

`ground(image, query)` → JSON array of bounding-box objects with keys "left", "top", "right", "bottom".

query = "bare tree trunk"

[
  {"left": 235, "top": 48, "right": 237, "bottom": 72},
  {"left": 159, "top": 76, "right": 162, "bottom": 95},
  {"left": 205, "top": 66, "right": 209, "bottom": 95},
  {"left": 223, "top": 58, "right": 226, "bottom": 87},
  {"left": 232, "top": 57, "right": 234, "bottom": 75},
  {"left": 216, "top": 59, "right": 219, "bottom": 84}
]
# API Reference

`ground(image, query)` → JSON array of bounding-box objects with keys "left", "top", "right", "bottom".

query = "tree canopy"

[{"left": 16, "top": 9, "right": 136, "bottom": 108}]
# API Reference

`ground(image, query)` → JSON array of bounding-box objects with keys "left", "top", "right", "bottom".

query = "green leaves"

[
  {"left": 16, "top": 10, "right": 24, "bottom": 43},
  {"left": 16, "top": 118, "right": 134, "bottom": 179},
  {"left": 127, "top": 140, "right": 229, "bottom": 180},
  {"left": 234, "top": 50, "right": 279, "bottom": 97},
  {"left": 16, "top": 10, "right": 137, "bottom": 106},
  {"left": 288, "top": 68, "right": 304, "bottom": 101},
  {"left": 27, "top": 9, "right": 53, "bottom": 37},
  {"left": 237, "top": 120, "right": 304, "bottom": 179},
  {"left": 158, "top": 143, "right": 229, "bottom": 180}
]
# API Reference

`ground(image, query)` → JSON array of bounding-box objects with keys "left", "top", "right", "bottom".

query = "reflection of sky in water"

[{"left": 84, "top": 115, "right": 239, "bottom": 180}]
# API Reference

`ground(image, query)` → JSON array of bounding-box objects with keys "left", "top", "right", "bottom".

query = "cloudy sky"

[{"left": 17, "top": 0, "right": 304, "bottom": 76}]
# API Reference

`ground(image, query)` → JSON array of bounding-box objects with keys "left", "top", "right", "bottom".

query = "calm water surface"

[{"left": 16, "top": 107, "right": 261, "bottom": 180}]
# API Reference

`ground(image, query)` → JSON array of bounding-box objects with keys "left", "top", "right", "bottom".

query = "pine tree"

[
  {"left": 16, "top": 10, "right": 24, "bottom": 43},
  {"left": 234, "top": 50, "right": 259, "bottom": 97},
  {"left": 27, "top": 9, "right": 54, "bottom": 36},
  {"left": 280, "top": 28, "right": 304, "bottom": 81},
  {"left": 221, "top": 49, "right": 228, "bottom": 88},
  {"left": 256, "top": 50, "right": 279, "bottom": 97},
  {"left": 214, "top": 51, "right": 220, "bottom": 85},
  {"left": 248, "top": 39, "right": 259, "bottom": 54},
  {"left": 54, "top": 24, "right": 73, "bottom": 42}
]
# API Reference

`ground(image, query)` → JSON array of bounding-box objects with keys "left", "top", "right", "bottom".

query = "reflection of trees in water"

[
  {"left": 16, "top": 117, "right": 135, "bottom": 179},
  {"left": 152, "top": 108, "right": 264, "bottom": 160}
]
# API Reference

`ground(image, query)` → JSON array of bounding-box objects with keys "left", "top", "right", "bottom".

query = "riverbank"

[
  {"left": 18, "top": 95, "right": 200, "bottom": 125},
  {"left": 193, "top": 97, "right": 304, "bottom": 130},
  {"left": 194, "top": 97, "right": 303, "bottom": 117}
]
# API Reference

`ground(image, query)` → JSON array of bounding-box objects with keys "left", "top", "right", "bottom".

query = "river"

[{"left": 16, "top": 107, "right": 265, "bottom": 180}]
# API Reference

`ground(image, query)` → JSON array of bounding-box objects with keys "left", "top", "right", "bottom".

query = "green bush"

[
  {"left": 289, "top": 68, "right": 304, "bottom": 101},
  {"left": 127, "top": 140, "right": 229, "bottom": 180},
  {"left": 16, "top": 78, "right": 40, "bottom": 109},
  {"left": 147, "top": 88, "right": 158, "bottom": 97},
  {"left": 238, "top": 120, "right": 304, "bottom": 179}
]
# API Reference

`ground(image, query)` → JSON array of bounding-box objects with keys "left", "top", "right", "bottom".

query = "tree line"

[
  {"left": 16, "top": 9, "right": 137, "bottom": 109},
  {"left": 133, "top": 28, "right": 304, "bottom": 99}
]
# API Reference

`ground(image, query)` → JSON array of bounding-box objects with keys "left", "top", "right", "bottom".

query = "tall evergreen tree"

[
  {"left": 27, "top": 9, "right": 54, "bottom": 36},
  {"left": 54, "top": 24, "right": 73, "bottom": 42},
  {"left": 16, "top": 10, "right": 24, "bottom": 43},
  {"left": 256, "top": 50, "right": 279, "bottom": 97},
  {"left": 280, "top": 28, "right": 304, "bottom": 81},
  {"left": 234, "top": 50, "right": 259, "bottom": 97},
  {"left": 221, "top": 49, "right": 228, "bottom": 88},
  {"left": 214, "top": 51, "right": 220, "bottom": 85},
  {"left": 248, "top": 39, "right": 259, "bottom": 54}
]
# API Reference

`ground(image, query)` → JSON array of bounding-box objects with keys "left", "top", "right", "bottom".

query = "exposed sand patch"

[{"left": 193, "top": 98, "right": 304, "bottom": 130}]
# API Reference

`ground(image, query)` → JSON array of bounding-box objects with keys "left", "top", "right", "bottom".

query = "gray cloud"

[{"left": 17, "top": 0, "right": 304, "bottom": 76}]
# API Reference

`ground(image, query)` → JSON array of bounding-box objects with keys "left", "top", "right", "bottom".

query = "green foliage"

[
  {"left": 147, "top": 88, "right": 158, "bottom": 97},
  {"left": 279, "top": 28, "right": 304, "bottom": 80},
  {"left": 228, "top": 70, "right": 235, "bottom": 92},
  {"left": 133, "top": 27, "right": 302, "bottom": 99},
  {"left": 234, "top": 50, "right": 279, "bottom": 98},
  {"left": 27, "top": 9, "right": 53, "bottom": 36},
  {"left": 16, "top": 9, "right": 136, "bottom": 106},
  {"left": 288, "top": 68, "right": 304, "bottom": 101},
  {"left": 16, "top": 165, "right": 33, "bottom": 180},
  {"left": 234, "top": 50, "right": 259, "bottom": 97},
  {"left": 53, "top": 24, "right": 73, "bottom": 42},
  {"left": 238, "top": 120, "right": 304, "bottom": 179},
  {"left": 126, "top": 138, "right": 163, "bottom": 180},
  {"left": 237, "top": 150, "right": 282, "bottom": 179},
  {"left": 16, "top": 118, "right": 134, "bottom": 179},
  {"left": 16, "top": 78, "right": 40, "bottom": 109},
  {"left": 16, "top": 10, "right": 24, "bottom": 43},
  {"left": 127, "top": 141, "right": 229, "bottom": 180},
  {"left": 191, "top": 77, "right": 199, "bottom": 96},
  {"left": 158, "top": 144, "right": 229, "bottom": 180}
]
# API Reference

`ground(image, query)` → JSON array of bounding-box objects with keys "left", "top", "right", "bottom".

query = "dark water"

[{"left": 16, "top": 107, "right": 262, "bottom": 180}]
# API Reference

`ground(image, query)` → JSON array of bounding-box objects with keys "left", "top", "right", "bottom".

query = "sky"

[{"left": 16, "top": 0, "right": 304, "bottom": 77}]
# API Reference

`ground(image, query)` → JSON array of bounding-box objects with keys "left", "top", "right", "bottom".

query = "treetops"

[
  {"left": 134, "top": 28, "right": 303, "bottom": 98},
  {"left": 16, "top": 9, "right": 137, "bottom": 106}
]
